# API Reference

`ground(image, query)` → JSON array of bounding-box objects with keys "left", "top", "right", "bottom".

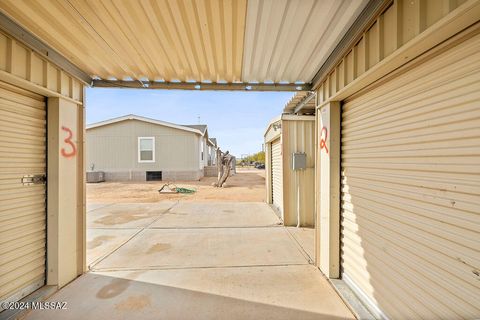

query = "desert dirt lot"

[{"left": 87, "top": 167, "right": 265, "bottom": 203}]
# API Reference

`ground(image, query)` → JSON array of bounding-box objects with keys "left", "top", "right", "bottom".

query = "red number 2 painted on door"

[
  {"left": 61, "top": 126, "right": 77, "bottom": 158},
  {"left": 320, "top": 126, "right": 329, "bottom": 154}
]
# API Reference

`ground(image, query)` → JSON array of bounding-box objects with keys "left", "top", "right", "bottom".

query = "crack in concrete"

[{"left": 88, "top": 201, "right": 180, "bottom": 269}]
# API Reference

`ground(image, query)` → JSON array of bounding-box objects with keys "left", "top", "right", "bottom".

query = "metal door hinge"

[{"left": 21, "top": 174, "right": 46, "bottom": 186}]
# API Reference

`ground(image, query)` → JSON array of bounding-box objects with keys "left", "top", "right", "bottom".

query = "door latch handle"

[{"left": 21, "top": 174, "right": 46, "bottom": 186}]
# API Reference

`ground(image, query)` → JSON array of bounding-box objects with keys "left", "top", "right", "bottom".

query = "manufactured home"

[
  {"left": 86, "top": 115, "right": 212, "bottom": 181},
  {"left": 183, "top": 124, "right": 210, "bottom": 170},
  {"left": 207, "top": 137, "right": 218, "bottom": 166}
]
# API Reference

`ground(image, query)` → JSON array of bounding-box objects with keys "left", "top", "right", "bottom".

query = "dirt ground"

[{"left": 87, "top": 168, "right": 266, "bottom": 203}]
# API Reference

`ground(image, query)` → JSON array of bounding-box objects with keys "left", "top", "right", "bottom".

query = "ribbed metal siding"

[
  {"left": 0, "top": 0, "right": 367, "bottom": 84},
  {"left": 0, "top": 82, "right": 46, "bottom": 306},
  {"left": 281, "top": 119, "right": 315, "bottom": 227},
  {"left": 340, "top": 32, "right": 480, "bottom": 319},
  {"left": 0, "top": 0, "right": 247, "bottom": 83},
  {"left": 271, "top": 138, "right": 283, "bottom": 215},
  {"left": 242, "top": 0, "right": 367, "bottom": 83}
]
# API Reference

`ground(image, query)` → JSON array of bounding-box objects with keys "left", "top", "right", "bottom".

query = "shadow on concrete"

[{"left": 24, "top": 273, "right": 351, "bottom": 320}]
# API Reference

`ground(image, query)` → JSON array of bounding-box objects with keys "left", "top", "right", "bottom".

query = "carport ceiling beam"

[
  {"left": 0, "top": 11, "right": 92, "bottom": 85},
  {"left": 92, "top": 80, "right": 312, "bottom": 92}
]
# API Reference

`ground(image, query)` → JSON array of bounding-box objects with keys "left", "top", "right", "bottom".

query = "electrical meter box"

[{"left": 292, "top": 152, "right": 306, "bottom": 170}]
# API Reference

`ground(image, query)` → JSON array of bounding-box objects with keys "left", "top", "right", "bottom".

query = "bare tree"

[
  {"left": 213, "top": 149, "right": 233, "bottom": 188},
  {"left": 216, "top": 148, "right": 223, "bottom": 183}
]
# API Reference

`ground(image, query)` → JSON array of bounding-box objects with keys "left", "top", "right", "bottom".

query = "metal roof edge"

[
  {"left": 263, "top": 115, "right": 282, "bottom": 137},
  {"left": 281, "top": 114, "right": 315, "bottom": 121},
  {"left": 86, "top": 114, "right": 203, "bottom": 135},
  {"left": 0, "top": 11, "right": 92, "bottom": 85}
]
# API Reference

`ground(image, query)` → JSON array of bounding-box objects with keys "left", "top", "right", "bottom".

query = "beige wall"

[
  {"left": 313, "top": 0, "right": 480, "bottom": 275},
  {"left": 315, "top": 102, "right": 340, "bottom": 278},
  {"left": 264, "top": 120, "right": 281, "bottom": 206},
  {"left": 0, "top": 28, "right": 86, "bottom": 291},
  {"left": 338, "top": 28, "right": 480, "bottom": 319},
  {"left": 312, "top": 0, "right": 480, "bottom": 317},
  {"left": 87, "top": 119, "right": 200, "bottom": 172},
  {"left": 315, "top": 0, "right": 473, "bottom": 103},
  {"left": 264, "top": 116, "right": 315, "bottom": 227},
  {"left": 0, "top": 31, "right": 84, "bottom": 103},
  {"left": 281, "top": 117, "right": 315, "bottom": 227},
  {"left": 47, "top": 97, "right": 85, "bottom": 287},
  {"left": 264, "top": 142, "right": 272, "bottom": 204}
]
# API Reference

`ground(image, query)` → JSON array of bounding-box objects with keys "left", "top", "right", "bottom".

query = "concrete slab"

[
  {"left": 150, "top": 202, "right": 281, "bottom": 228},
  {"left": 287, "top": 227, "right": 315, "bottom": 261},
  {"left": 88, "top": 202, "right": 176, "bottom": 228},
  {"left": 93, "top": 227, "right": 307, "bottom": 270},
  {"left": 96, "top": 265, "right": 354, "bottom": 317},
  {"left": 87, "top": 203, "right": 113, "bottom": 212},
  {"left": 87, "top": 229, "right": 139, "bottom": 267},
  {"left": 24, "top": 266, "right": 354, "bottom": 320},
  {"left": 29, "top": 200, "right": 355, "bottom": 319}
]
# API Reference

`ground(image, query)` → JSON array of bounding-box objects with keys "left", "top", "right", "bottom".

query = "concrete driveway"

[{"left": 24, "top": 201, "right": 354, "bottom": 320}]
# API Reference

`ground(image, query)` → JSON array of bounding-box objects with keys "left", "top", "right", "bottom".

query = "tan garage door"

[
  {"left": 271, "top": 138, "right": 283, "bottom": 215},
  {"left": 0, "top": 82, "right": 46, "bottom": 306},
  {"left": 340, "top": 31, "right": 480, "bottom": 319}
]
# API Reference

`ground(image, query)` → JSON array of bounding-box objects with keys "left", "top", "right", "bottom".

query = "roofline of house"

[
  {"left": 207, "top": 139, "right": 217, "bottom": 147},
  {"left": 86, "top": 114, "right": 204, "bottom": 135},
  {"left": 183, "top": 125, "right": 208, "bottom": 135}
]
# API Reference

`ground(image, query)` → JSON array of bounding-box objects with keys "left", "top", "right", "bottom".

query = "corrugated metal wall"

[
  {"left": 340, "top": 31, "right": 480, "bottom": 319},
  {"left": 243, "top": 0, "right": 367, "bottom": 83},
  {"left": 281, "top": 118, "right": 315, "bottom": 227},
  {"left": 271, "top": 138, "right": 283, "bottom": 216},
  {"left": 316, "top": 0, "right": 469, "bottom": 104},
  {"left": 0, "top": 81, "right": 46, "bottom": 306},
  {"left": 0, "top": 30, "right": 83, "bottom": 102},
  {"left": 0, "top": 0, "right": 247, "bottom": 83},
  {"left": 264, "top": 122, "right": 280, "bottom": 205},
  {"left": 87, "top": 119, "right": 199, "bottom": 172},
  {"left": 0, "top": 0, "right": 368, "bottom": 84}
]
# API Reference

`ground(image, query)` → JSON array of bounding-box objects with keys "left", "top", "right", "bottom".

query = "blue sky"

[{"left": 86, "top": 88, "right": 294, "bottom": 156}]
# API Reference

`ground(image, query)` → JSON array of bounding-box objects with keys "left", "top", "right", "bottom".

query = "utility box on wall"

[
  {"left": 292, "top": 152, "right": 306, "bottom": 170},
  {"left": 264, "top": 115, "right": 315, "bottom": 227}
]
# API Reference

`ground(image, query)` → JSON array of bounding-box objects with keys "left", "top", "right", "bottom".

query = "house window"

[{"left": 138, "top": 137, "right": 155, "bottom": 163}]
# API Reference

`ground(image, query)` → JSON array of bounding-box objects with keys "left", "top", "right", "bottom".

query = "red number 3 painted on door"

[{"left": 61, "top": 126, "right": 77, "bottom": 158}]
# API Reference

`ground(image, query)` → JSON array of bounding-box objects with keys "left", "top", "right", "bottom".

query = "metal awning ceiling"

[
  {"left": 283, "top": 91, "right": 316, "bottom": 114},
  {"left": 0, "top": 0, "right": 368, "bottom": 90}
]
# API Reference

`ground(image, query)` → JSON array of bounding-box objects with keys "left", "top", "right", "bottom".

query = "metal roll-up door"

[
  {"left": 271, "top": 138, "right": 283, "bottom": 215},
  {"left": 340, "top": 31, "right": 480, "bottom": 319},
  {"left": 0, "top": 82, "right": 46, "bottom": 306}
]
